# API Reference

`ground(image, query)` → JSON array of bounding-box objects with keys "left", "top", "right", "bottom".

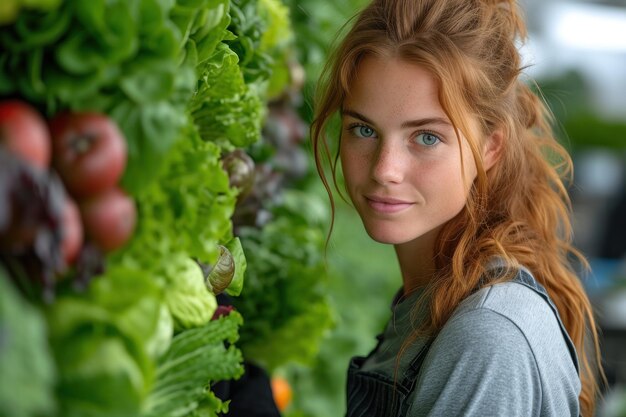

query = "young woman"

[{"left": 311, "top": 0, "right": 604, "bottom": 416}]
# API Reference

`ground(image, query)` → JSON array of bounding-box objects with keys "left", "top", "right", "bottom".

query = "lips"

[{"left": 365, "top": 195, "right": 414, "bottom": 214}]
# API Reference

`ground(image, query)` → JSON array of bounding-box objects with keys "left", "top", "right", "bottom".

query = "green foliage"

[
  {"left": 225, "top": 236, "right": 246, "bottom": 296},
  {"left": 257, "top": 0, "right": 292, "bottom": 53},
  {"left": 563, "top": 114, "right": 626, "bottom": 149},
  {"left": 0, "top": 0, "right": 62, "bottom": 25},
  {"left": 234, "top": 190, "right": 333, "bottom": 371},
  {"left": 109, "top": 120, "right": 236, "bottom": 328},
  {"left": 282, "top": 191, "right": 400, "bottom": 417},
  {"left": 0, "top": 266, "right": 57, "bottom": 417},
  {"left": 204, "top": 0, "right": 294, "bottom": 102},
  {"left": 162, "top": 254, "right": 218, "bottom": 331},
  {"left": 0, "top": 0, "right": 309, "bottom": 416},
  {"left": 172, "top": 0, "right": 232, "bottom": 75},
  {"left": 191, "top": 390, "right": 231, "bottom": 417},
  {"left": 536, "top": 71, "right": 626, "bottom": 150},
  {"left": 281, "top": 0, "right": 367, "bottom": 122},
  {"left": 114, "top": 121, "right": 236, "bottom": 270},
  {"left": 226, "top": 0, "right": 273, "bottom": 84},
  {"left": 46, "top": 267, "right": 171, "bottom": 417},
  {"left": 189, "top": 42, "right": 264, "bottom": 149},
  {"left": 144, "top": 312, "right": 244, "bottom": 417},
  {"left": 0, "top": 0, "right": 205, "bottom": 193}
]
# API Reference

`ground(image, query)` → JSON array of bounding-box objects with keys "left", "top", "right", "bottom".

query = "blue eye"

[
  {"left": 351, "top": 125, "right": 377, "bottom": 138},
  {"left": 415, "top": 132, "right": 440, "bottom": 146}
]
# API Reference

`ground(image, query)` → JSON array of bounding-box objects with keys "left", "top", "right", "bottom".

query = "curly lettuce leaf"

[
  {"left": 111, "top": 121, "right": 236, "bottom": 332},
  {"left": 225, "top": 0, "right": 294, "bottom": 100},
  {"left": 114, "top": 120, "right": 237, "bottom": 270},
  {"left": 226, "top": 0, "right": 270, "bottom": 84},
  {"left": 190, "top": 42, "right": 264, "bottom": 149},
  {"left": 163, "top": 254, "right": 218, "bottom": 331},
  {"left": 190, "top": 390, "right": 230, "bottom": 417},
  {"left": 171, "top": 0, "right": 232, "bottom": 74},
  {"left": 46, "top": 267, "right": 171, "bottom": 417}
]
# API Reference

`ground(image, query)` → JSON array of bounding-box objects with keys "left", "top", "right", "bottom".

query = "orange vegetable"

[{"left": 271, "top": 376, "right": 292, "bottom": 412}]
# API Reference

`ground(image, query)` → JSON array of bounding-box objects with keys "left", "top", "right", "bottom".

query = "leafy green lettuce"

[
  {"left": 258, "top": 0, "right": 292, "bottom": 53},
  {"left": 143, "top": 312, "right": 244, "bottom": 417},
  {"left": 184, "top": 0, "right": 300, "bottom": 150},
  {"left": 114, "top": 120, "right": 237, "bottom": 269},
  {"left": 257, "top": 0, "right": 293, "bottom": 98},
  {"left": 0, "top": 0, "right": 233, "bottom": 194},
  {"left": 234, "top": 190, "right": 333, "bottom": 371},
  {"left": 163, "top": 254, "right": 218, "bottom": 331},
  {"left": 189, "top": 42, "right": 264, "bottom": 150},
  {"left": 172, "top": 0, "right": 232, "bottom": 75},
  {"left": 0, "top": 266, "right": 57, "bottom": 417},
  {"left": 46, "top": 267, "right": 173, "bottom": 417},
  {"left": 225, "top": 0, "right": 292, "bottom": 99},
  {"left": 111, "top": 120, "right": 238, "bottom": 331},
  {"left": 2, "top": 1, "right": 297, "bottom": 416}
]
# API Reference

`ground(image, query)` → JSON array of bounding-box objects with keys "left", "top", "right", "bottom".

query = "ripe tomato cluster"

[{"left": 0, "top": 100, "right": 136, "bottom": 266}]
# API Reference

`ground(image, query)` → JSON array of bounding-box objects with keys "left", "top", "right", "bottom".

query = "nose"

[{"left": 371, "top": 139, "right": 405, "bottom": 185}]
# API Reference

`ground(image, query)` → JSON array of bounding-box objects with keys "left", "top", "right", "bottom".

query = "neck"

[{"left": 394, "top": 227, "right": 440, "bottom": 295}]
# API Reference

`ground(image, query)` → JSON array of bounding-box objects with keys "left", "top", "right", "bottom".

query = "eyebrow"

[{"left": 341, "top": 109, "right": 452, "bottom": 129}]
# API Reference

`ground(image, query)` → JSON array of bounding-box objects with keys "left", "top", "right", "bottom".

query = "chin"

[{"left": 363, "top": 225, "right": 413, "bottom": 245}]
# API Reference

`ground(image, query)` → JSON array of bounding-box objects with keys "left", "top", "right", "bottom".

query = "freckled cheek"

[
  {"left": 340, "top": 150, "right": 366, "bottom": 197},
  {"left": 409, "top": 159, "right": 467, "bottom": 197},
  {"left": 341, "top": 144, "right": 371, "bottom": 176}
]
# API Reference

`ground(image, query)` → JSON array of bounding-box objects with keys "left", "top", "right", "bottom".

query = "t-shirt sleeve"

[{"left": 406, "top": 308, "right": 542, "bottom": 417}]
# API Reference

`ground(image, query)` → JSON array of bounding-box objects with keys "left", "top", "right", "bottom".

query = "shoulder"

[
  {"left": 407, "top": 281, "right": 581, "bottom": 416},
  {"left": 449, "top": 281, "right": 580, "bottom": 388},
  {"left": 455, "top": 280, "right": 578, "bottom": 370},
  {"left": 455, "top": 280, "right": 561, "bottom": 345},
  {"left": 430, "top": 286, "right": 547, "bottom": 382}
]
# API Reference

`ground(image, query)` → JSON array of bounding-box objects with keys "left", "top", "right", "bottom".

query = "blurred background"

[{"left": 279, "top": 0, "right": 626, "bottom": 416}]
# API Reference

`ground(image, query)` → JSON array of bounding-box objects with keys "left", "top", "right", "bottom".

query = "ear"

[{"left": 483, "top": 129, "right": 504, "bottom": 171}]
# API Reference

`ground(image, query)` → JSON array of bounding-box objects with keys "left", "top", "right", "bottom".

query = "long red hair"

[{"left": 311, "top": 0, "right": 604, "bottom": 415}]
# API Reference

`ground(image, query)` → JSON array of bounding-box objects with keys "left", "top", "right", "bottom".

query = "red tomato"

[
  {"left": 61, "top": 197, "right": 83, "bottom": 265},
  {"left": 49, "top": 112, "right": 127, "bottom": 198},
  {"left": 0, "top": 100, "right": 51, "bottom": 168},
  {"left": 79, "top": 187, "right": 136, "bottom": 253}
]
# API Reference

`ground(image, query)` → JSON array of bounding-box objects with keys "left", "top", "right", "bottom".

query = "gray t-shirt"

[{"left": 360, "top": 281, "right": 581, "bottom": 416}]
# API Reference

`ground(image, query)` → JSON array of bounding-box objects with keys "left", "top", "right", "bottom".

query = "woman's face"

[{"left": 340, "top": 56, "right": 481, "bottom": 248}]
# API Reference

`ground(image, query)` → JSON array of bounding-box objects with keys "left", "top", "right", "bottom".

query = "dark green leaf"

[{"left": 143, "top": 313, "right": 244, "bottom": 417}]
